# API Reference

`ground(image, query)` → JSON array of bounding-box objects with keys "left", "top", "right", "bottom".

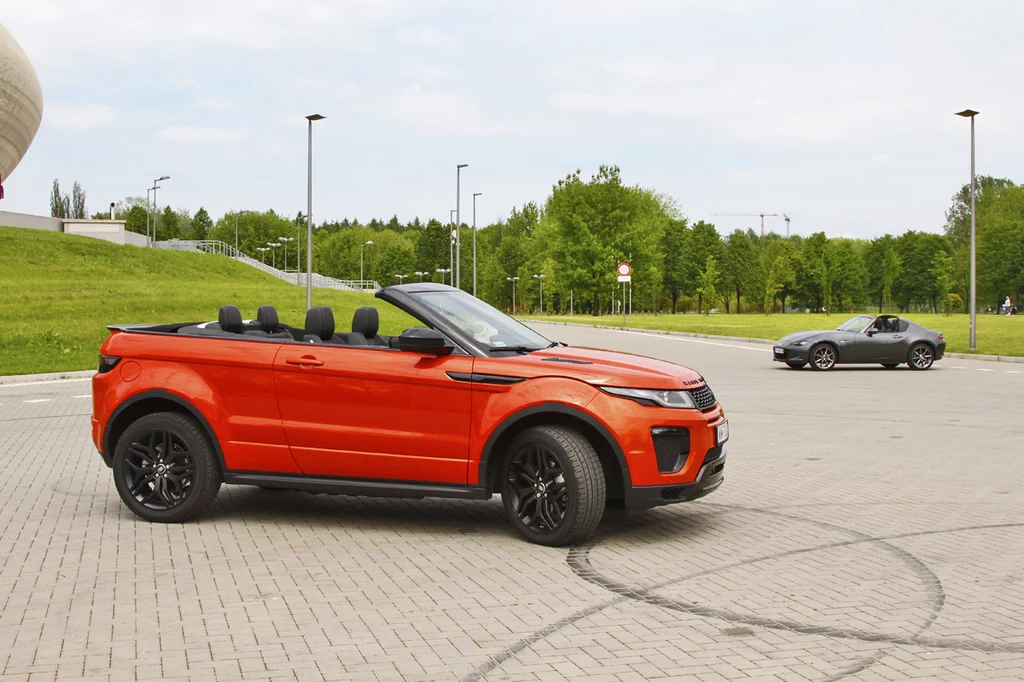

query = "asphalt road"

[{"left": 0, "top": 325, "right": 1021, "bottom": 682}]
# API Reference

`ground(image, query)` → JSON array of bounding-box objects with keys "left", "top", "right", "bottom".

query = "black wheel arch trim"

[
  {"left": 101, "top": 389, "right": 226, "bottom": 471},
  {"left": 476, "top": 402, "right": 631, "bottom": 494}
]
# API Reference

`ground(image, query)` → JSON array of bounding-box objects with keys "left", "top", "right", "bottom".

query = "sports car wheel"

[
  {"left": 786, "top": 360, "right": 807, "bottom": 369},
  {"left": 501, "top": 425, "right": 605, "bottom": 547},
  {"left": 908, "top": 343, "right": 934, "bottom": 371},
  {"left": 881, "top": 363, "right": 899, "bottom": 369},
  {"left": 810, "top": 344, "right": 837, "bottom": 371},
  {"left": 113, "top": 412, "right": 222, "bottom": 523}
]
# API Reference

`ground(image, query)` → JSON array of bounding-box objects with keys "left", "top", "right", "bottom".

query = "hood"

[
  {"left": 471, "top": 345, "right": 705, "bottom": 390},
  {"left": 778, "top": 330, "right": 832, "bottom": 345}
]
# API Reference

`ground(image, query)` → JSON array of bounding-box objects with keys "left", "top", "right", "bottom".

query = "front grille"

[
  {"left": 687, "top": 384, "right": 717, "bottom": 412},
  {"left": 651, "top": 427, "right": 690, "bottom": 473}
]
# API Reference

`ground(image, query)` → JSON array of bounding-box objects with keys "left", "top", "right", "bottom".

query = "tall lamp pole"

[
  {"left": 414, "top": 271, "right": 426, "bottom": 282},
  {"left": 360, "top": 240, "right": 375, "bottom": 287},
  {"left": 455, "top": 164, "right": 468, "bottom": 289},
  {"left": 150, "top": 176, "right": 169, "bottom": 246},
  {"left": 436, "top": 267, "right": 451, "bottom": 285},
  {"left": 533, "top": 274, "right": 545, "bottom": 313},
  {"left": 506, "top": 276, "right": 519, "bottom": 314},
  {"left": 266, "top": 242, "right": 280, "bottom": 269},
  {"left": 449, "top": 209, "right": 456, "bottom": 280},
  {"left": 472, "top": 192, "right": 482, "bottom": 297},
  {"left": 956, "top": 109, "right": 979, "bottom": 351},
  {"left": 278, "top": 236, "right": 294, "bottom": 273},
  {"left": 395, "top": 274, "right": 408, "bottom": 283},
  {"left": 305, "top": 114, "right": 325, "bottom": 310}
]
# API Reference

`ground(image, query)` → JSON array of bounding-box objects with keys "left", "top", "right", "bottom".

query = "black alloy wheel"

[
  {"left": 908, "top": 343, "right": 934, "bottom": 371},
  {"left": 786, "top": 360, "right": 807, "bottom": 369},
  {"left": 501, "top": 425, "right": 605, "bottom": 546},
  {"left": 113, "top": 412, "right": 222, "bottom": 522},
  {"left": 810, "top": 344, "right": 837, "bottom": 371}
]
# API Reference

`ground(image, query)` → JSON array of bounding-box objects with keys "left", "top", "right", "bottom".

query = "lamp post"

[
  {"left": 455, "top": 164, "right": 468, "bottom": 289},
  {"left": 449, "top": 208, "right": 456, "bottom": 280},
  {"left": 436, "top": 267, "right": 451, "bottom": 285},
  {"left": 533, "top": 274, "right": 545, "bottom": 313},
  {"left": 278, "top": 237, "right": 294, "bottom": 273},
  {"left": 955, "top": 109, "right": 979, "bottom": 351},
  {"left": 360, "top": 240, "right": 374, "bottom": 288},
  {"left": 146, "top": 186, "right": 156, "bottom": 244},
  {"left": 395, "top": 274, "right": 408, "bottom": 283},
  {"left": 266, "top": 241, "right": 280, "bottom": 269},
  {"left": 150, "top": 176, "right": 169, "bottom": 246},
  {"left": 305, "top": 114, "right": 325, "bottom": 310},
  {"left": 506, "top": 276, "right": 519, "bottom": 314},
  {"left": 414, "top": 271, "right": 426, "bottom": 282},
  {"left": 472, "top": 192, "right": 482, "bottom": 297}
]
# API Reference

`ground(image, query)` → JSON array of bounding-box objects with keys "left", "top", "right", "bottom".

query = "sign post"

[{"left": 617, "top": 262, "right": 632, "bottom": 327}]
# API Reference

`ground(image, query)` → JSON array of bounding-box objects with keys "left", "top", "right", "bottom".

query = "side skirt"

[{"left": 223, "top": 472, "right": 491, "bottom": 501}]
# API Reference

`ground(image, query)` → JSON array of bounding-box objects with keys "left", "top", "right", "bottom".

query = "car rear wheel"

[
  {"left": 786, "top": 360, "right": 807, "bottom": 369},
  {"left": 881, "top": 363, "right": 899, "bottom": 369},
  {"left": 113, "top": 412, "right": 222, "bottom": 523},
  {"left": 501, "top": 425, "right": 605, "bottom": 547},
  {"left": 810, "top": 344, "right": 837, "bottom": 371},
  {"left": 908, "top": 343, "right": 934, "bottom": 371}
]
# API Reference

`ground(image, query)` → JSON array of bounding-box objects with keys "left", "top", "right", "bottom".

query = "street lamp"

[
  {"left": 533, "top": 274, "right": 545, "bottom": 313},
  {"left": 956, "top": 109, "right": 979, "bottom": 351},
  {"left": 360, "top": 240, "right": 375, "bottom": 287},
  {"left": 436, "top": 267, "right": 451, "bottom": 285},
  {"left": 473, "top": 192, "right": 482, "bottom": 297},
  {"left": 266, "top": 241, "right": 280, "bottom": 269},
  {"left": 146, "top": 186, "right": 158, "bottom": 244},
  {"left": 395, "top": 274, "right": 408, "bottom": 283},
  {"left": 455, "top": 163, "right": 468, "bottom": 289},
  {"left": 256, "top": 247, "right": 268, "bottom": 264},
  {"left": 278, "top": 236, "right": 294, "bottom": 273},
  {"left": 149, "top": 175, "right": 169, "bottom": 246},
  {"left": 449, "top": 208, "right": 456, "bottom": 279},
  {"left": 506, "top": 276, "right": 519, "bottom": 314},
  {"left": 305, "top": 113, "right": 325, "bottom": 310},
  {"left": 414, "top": 271, "right": 427, "bottom": 282}
]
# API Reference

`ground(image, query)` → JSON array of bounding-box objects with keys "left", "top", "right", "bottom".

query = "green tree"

[
  {"left": 763, "top": 256, "right": 786, "bottom": 315},
  {"left": 661, "top": 218, "right": 689, "bottom": 313},
  {"left": 722, "top": 229, "right": 757, "bottom": 313},
  {"left": 881, "top": 246, "right": 901, "bottom": 313},
  {"left": 696, "top": 255, "right": 720, "bottom": 316},
  {"left": 190, "top": 207, "right": 213, "bottom": 240},
  {"left": 71, "top": 181, "right": 87, "bottom": 219},
  {"left": 49, "top": 179, "right": 69, "bottom": 218},
  {"left": 932, "top": 250, "right": 954, "bottom": 315},
  {"left": 686, "top": 221, "right": 724, "bottom": 313}
]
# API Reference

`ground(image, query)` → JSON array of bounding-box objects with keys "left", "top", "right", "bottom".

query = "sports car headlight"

[
  {"left": 600, "top": 386, "right": 696, "bottom": 409},
  {"left": 792, "top": 341, "right": 806, "bottom": 346}
]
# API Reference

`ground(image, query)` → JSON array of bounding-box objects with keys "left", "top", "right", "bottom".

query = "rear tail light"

[
  {"left": 938, "top": 333, "right": 944, "bottom": 340},
  {"left": 98, "top": 355, "right": 121, "bottom": 373}
]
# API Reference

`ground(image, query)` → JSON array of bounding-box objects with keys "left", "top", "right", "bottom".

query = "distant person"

[{"left": 1004, "top": 296, "right": 1013, "bottom": 316}]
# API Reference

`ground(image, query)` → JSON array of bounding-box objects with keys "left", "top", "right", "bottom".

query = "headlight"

[
  {"left": 792, "top": 341, "right": 806, "bottom": 346},
  {"left": 600, "top": 386, "right": 696, "bottom": 409}
]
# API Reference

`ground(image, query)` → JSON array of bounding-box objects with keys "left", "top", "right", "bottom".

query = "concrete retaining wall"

[
  {"left": 0, "top": 209, "right": 61, "bottom": 231},
  {"left": 63, "top": 219, "right": 141, "bottom": 246}
]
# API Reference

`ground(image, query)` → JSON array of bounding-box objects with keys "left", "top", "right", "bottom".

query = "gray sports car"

[{"left": 773, "top": 314, "right": 946, "bottom": 371}]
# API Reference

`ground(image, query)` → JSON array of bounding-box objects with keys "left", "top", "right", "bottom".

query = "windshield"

[
  {"left": 835, "top": 315, "right": 874, "bottom": 332},
  {"left": 409, "top": 290, "right": 551, "bottom": 350}
]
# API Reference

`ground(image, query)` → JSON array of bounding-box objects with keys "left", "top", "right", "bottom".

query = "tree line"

[{"left": 85, "top": 167, "right": 1024, "bottom": 315}]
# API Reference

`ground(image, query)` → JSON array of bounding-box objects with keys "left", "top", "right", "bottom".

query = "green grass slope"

[
  {"left": 0, "top": 227, "right": 416, "bottom": 375},
  {"left": 526, "top": 311, "right": 1024, "bottom": 357}
]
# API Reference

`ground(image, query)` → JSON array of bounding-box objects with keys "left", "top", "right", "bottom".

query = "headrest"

[
  {"left": 257, "top": 305, "right": 280, "bottom": 333},
  {"left": 352, "top": 306, "right": 379, "bottom": 338},
  {"left": 218, "top": 305, "right": 243, "bottom": 334},
  {"left": 305, "top": 306, "right": 335, "bottom": 341}
]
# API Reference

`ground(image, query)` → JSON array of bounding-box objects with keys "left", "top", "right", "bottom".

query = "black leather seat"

[
  {"left": 219, "top": 305, "right": 244, "bottom": 334},
  {"left": 246, "top": 305, "right": 290, "bottom": 338},
  {"left": 348, "top": 306, "right": 388, "bottom": 346},
  {"left": 304, "top": 306, "right": 344, "bottom": 344}
]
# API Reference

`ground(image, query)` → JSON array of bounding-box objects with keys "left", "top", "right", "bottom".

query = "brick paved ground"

[{"left": 0, "top": 325, "right": 1022, "bottom": 681}]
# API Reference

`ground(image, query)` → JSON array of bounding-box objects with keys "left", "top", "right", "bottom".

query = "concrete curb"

[
  {"left": 525, "top": 319, "right": 1024, "bottom": 363},
  {"left": 0, "top": 369, "right": 94, "bottom": 385}
]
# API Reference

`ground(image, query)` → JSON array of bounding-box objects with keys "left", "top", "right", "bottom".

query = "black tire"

[
  {"left": 908, "top": 343, "right": 934, "bottom": 370},
  {"left": 501, "top": 425, "right": 606, "bottom": 547},
  {"left": 810, "top": 343, "right": 837, "bottom": 371},
  {"left": 112, "top": 411, "right": 222, "bottom": 523},
  {"left": 881, "top": 363, "right": 899, "bottom": 369},
  {"left": 786, "top": 360, "right": 807, "bottom": 369}
]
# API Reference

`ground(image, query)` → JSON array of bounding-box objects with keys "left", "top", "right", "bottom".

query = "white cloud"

[
  {"left": 158, "top": 126, "right": 247, "bottom": 143},
  {"left": 195, "top": 96, "right": 236, "bottom": 110},
  {"left": 45, "top": 103, "right": 118, "bottom": 130}
]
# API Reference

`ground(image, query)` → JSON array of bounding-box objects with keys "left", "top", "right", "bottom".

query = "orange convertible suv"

[{"left": 92, "top": 284, "right": 728, "bottom": 545}]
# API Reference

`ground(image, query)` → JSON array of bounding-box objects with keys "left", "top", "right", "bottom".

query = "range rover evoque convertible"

[{"left": 92, "top": 284, "right": 728, "bottom": 546}]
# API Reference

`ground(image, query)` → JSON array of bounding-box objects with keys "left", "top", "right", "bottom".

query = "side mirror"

[
  {"left": 398, "top": 327, "right": 454, "bottom": 355},
  {"left": 866, "top": 329, "right": 876, "bottom": 337}
]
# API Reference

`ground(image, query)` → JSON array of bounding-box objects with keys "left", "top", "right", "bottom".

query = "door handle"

[
  {"left": 893, "top": 335, "right": 904, "bottom": 339},
  {"left": 286, "top": 356, "right": 324, "bottom": 367}
]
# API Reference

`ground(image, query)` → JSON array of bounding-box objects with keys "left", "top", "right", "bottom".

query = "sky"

[{"left": 2, "top": 0, "right": 1022, "bottom": 239}]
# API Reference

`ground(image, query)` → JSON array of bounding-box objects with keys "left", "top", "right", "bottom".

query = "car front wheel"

[
  {"left": 908, "top": 343, "right": 934, "bottom": 370},
  {"left": 113, "top": 412, "right": 222, "bottom": 523},
  {"left": 501, "top": 425, "right": 606, "bottom": 546},
  {"left": 810, "top": 344, "right": 837, "bottom": 371}
]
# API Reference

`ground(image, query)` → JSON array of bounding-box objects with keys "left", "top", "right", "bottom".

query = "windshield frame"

[
  {"left": 375, "top": 284, "right": 552, "bottom": 357},
  {"left": 835, "top": 315, "right": 875, "bottom": 333}
]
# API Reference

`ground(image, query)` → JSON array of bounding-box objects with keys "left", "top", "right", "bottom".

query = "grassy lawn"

[
  {"left": 524, "top": 311, "right": 1024, "bottom": 357},
  {"left": 0, "top": 227, "right": 417, "bottom": 375}
]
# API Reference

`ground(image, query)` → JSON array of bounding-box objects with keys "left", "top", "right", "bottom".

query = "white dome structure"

[{"left": 0, "top": 24, "right": 43, "bottom": 183}]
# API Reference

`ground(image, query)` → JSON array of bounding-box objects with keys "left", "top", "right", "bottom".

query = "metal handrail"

[{"left": 153, "top": 239, "right": 381, "bottom": 292}]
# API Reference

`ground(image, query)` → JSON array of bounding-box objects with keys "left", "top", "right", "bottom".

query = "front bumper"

[
  {"left": 624, "top": 447, "right": 726, "bottom": 509},
  {"left": 772, "top": 345, "right": 809, "bottom": 363}
]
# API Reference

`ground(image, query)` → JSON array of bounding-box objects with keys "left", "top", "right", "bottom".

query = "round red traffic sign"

[{"left": 617, "top": 262, "right": 631, "bottom": 277}]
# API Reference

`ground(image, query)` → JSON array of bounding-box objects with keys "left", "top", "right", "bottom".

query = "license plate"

[
  {"left": 716, "top": 420, "right": 729, "bottom": 445},
  {"left": 773, "top": 347, "right": 784, "bottom": 355}
]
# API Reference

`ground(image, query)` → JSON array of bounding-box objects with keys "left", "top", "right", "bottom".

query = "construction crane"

[
  {"left": 783, "top": 213, "right": 790, "bottom": 237},
  {"left": 710, "top": 212, "right": 779, "bottom": 237}
]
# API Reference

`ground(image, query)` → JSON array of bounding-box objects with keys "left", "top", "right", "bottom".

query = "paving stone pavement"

[{"left": 1, "top": 323, "right": 1022, "bottom": 681}]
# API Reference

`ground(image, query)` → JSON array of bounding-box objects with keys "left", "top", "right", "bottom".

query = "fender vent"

[{"left": 541, "top": 357, "right": 593, "bottom": 365}]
